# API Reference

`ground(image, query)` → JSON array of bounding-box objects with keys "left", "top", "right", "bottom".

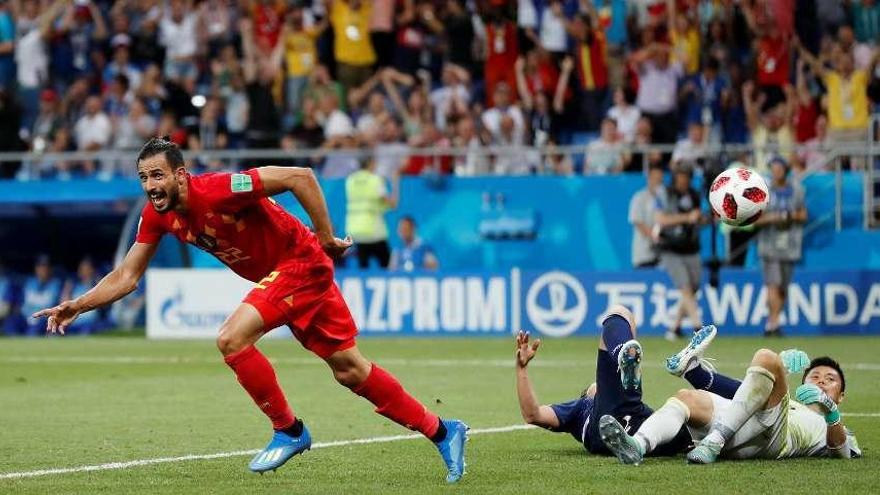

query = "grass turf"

[{"left": 1, "top": 335, "right": 877, "bottom": 494}]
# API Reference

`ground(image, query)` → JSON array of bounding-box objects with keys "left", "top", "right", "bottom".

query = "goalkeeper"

[{"left": 599, "top": 325, "right": 860, "bottom": 464}]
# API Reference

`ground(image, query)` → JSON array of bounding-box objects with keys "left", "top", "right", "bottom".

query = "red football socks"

[
  {"left": 352, "top": 363, "right": 440, "bottom": 438},
  {"left": 224, "top": 345, "right": 296, "bottom": 431}
]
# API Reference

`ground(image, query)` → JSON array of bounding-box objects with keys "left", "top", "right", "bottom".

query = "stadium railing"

[{"left": 0, "top": 142, "right": 876, "bottom": 234}]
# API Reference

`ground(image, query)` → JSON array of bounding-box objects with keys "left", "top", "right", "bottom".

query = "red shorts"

[{"left": 243, "top": 257, "right": 358, "bottom": 359}]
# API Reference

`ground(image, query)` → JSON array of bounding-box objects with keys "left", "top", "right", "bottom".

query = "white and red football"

[{"left": 708, "top": 167, "right": 770, "bottom": 226}]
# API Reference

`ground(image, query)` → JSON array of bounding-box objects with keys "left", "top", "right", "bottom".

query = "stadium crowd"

[{"left": 0, "top": 0, "right": 874, "bottom": 180}]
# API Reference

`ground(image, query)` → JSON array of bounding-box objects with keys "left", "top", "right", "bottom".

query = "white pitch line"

[
  {"left": 846, "top": 413, "right": 880, "bottom": 417},
  {"left": 3, "top": 355, "right": 880, "bottom": 371},
  {"left": 0, "top": 424, "right": 535, "bottom": 481}
]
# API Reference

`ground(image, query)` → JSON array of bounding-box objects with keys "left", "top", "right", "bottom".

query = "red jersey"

[{"left": 135, "top": 169, "right": 325, "bottom": 282}]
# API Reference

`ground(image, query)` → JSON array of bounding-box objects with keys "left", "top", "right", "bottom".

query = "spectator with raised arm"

[
  {"left": 799, "top": 39, "right": 877, "bottom": 168},
  {"left": 743, "top": 80, "right": 795, "bottom": 174},
  {"left": 282, "top": 4, "right": 327, "bottom": 122},
  {"left": 159, "top": 0, "right": 198, "bottom": 87},
  {"left": 632, "top": 42, "right": 682, "bottom": 144},
  {"left": 241, "top": 16, "right": 283, "bottom": 153},
  {"left": 565, "top": 11, "right": 609, "bottom": 132},
  {"left": 329, "top": 0, "right": 375, "bottom": 91}
]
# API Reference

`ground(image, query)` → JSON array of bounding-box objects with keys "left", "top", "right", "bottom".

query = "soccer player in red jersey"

[{"left": 33, "top": 138, "right": 468, "bottom": 482}]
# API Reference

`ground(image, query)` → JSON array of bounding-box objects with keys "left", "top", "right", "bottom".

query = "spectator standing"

[
  {"left": 369, "top": 0, "right": 395, "bottom": 67},
  {"left": 743, "top": 81, "right": 795, "bottom": 173},
  {"left": 389, "top": 216, "right": 438, "bottom": 272},
  {"left": 655, "top": 165, "right": 704, "bottom": 340},
  {"left": 251, "top": 0, "right": 284, "bottom": 55},
  {"left": 754, "top": 157, "right": 807, "bottom": 337},
  {"left": 852, "top": 0, "right": 880, "bottom": 43},
  {"left": 680, "top": 57, "right": 728, "bottom": 144},
  {"left": 565, "top": 13, "right": 609, "bottom": 132},
  {"left": 15, "top": 0, "right": 62, "bottom": 138},
  {"left": 633, "top": 43, "right": 682, "bottom": 144},
  {"left": 282, "top": 4, "right": 326, "bottom": 121},
  {"left": 442, "top": 0, "right": 475, "bottom": 74},
  {"left": 628, "top": 162, "right": 665, "bottom": 268},
  {"left": 18, "top": 255, "right": 62, "bottom": 336},
  {"left": 539, "top": 1, "right": 567, "bottom": 57},
  {"left": 345, "top": 159, "right": 398, "bottom": 269},
  {"left": 241, "top": 18, "right": 282, "bottom": 152},
  {"left": 159, "top": 0, "right": 199, "bottom": 86},
  {"left": 0, "top": 0, "right": 14, "bottom": 90},
  {"left": 751, "top": 20, "right": 791, "bottom": 109},
  {"left": 394, "top": 0, "right": 444, "bottom": 76},
  {"left": 49, "top": 0, "right": 108, "bottom": 86},
  {"left": 483, "top": 8, "right": 518, "bottom": 106},
  {"left": 800, "top": 46, "right": 877, "bottom": 167},
  {"left": 329, "top": 0, "right": 375, "bottom": 91},
  {"left": 104, "top": 34, "right": 143, "bottom": 91}
]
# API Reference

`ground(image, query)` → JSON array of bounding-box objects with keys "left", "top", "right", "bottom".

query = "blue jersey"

[{"left": 550, "top": 397, "right": 594, "bottom": 446}]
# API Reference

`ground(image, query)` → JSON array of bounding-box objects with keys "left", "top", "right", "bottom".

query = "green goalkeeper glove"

[
  {"left": 780, "top": 349, "right": 810, "bottom": 374},
  {"left": 795, "top": 383, "right": 840, "bottom": 426}
]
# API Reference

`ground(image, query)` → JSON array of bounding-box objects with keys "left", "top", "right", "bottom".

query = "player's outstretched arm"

[
  {"left": 32, "top": 242, "right": 158, "bottom": 335},
  {"left": 256, "top": 166, "right": 352, "bottom": 258},
  {"left": 515, "top": 331, "right": 561, "bottom": 430}
]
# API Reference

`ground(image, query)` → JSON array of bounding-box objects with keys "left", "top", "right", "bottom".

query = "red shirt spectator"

[
  {"left": 755, "top": 31, "right": 789, "bottom": 87},
  {"left": 484, "top": 15, "right": 518, "bottom": 106},
  {"left": 574, "top": 28, "right": 608, "bottom": 91},
  {"left": 252, "top": 0, "right": 284, "bottom": 53},
  {"left": 794, "top": 98, "right": 818, "bottom": 142}
]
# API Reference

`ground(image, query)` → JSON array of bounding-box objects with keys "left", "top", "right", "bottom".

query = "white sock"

[
  {"left": 706, "top": 366, "right": 775, "bottom": 445},
  {"left": 633, "top": 397, "right": 690, "bottom": 454}
]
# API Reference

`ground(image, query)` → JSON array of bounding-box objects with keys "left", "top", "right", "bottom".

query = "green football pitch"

[{"left": 1, "top": 335, "right": 877, "bottom": 494}]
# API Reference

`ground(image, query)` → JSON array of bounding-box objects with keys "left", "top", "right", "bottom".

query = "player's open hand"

[
  {"left": 32, "top": 300, "right": 82, "bottom": 335},
  {"left": 515, "top": 331, "right": 541, "bottom": 368},
  {"left": 320, "top": 235, "right": 353, "bottom": 259}
]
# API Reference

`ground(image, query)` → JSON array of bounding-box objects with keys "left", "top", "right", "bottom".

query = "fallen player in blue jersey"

[{"left": 514, "top": 305, "right": 692, "bottom": 456}]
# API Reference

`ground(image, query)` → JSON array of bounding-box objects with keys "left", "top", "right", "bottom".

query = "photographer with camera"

[{"left": 654, "top": 163, "right": 705, "bottom": 341}]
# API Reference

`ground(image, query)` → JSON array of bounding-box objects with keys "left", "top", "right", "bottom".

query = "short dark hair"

[
  {"left": 648, "top": 162, "right": 665, "bottom": 173},
  {"left": 802, "top": 356, "right": 846, "bottom": 393},
  {"left": 136, "top": 136, "right": 185, "bottom": 171},
  {"left": 399, "top": 215, "right": 416, "bottom": 227}
]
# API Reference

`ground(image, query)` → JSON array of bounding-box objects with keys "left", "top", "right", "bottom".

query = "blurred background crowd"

[{"left": 0, "top": 0, "right": 874, "bottom": 180}]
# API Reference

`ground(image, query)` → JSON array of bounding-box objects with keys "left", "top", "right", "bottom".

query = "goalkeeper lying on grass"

[{"left": 600, "top": 325, "right": 861, "bottom": 464}]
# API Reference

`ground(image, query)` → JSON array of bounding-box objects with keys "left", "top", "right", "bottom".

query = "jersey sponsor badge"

[{"left": 231, "top": 173, "right": 253, "bottom": 193}]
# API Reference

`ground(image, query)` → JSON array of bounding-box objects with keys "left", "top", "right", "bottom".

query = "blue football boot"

[
  {"left": 249, "top": 424, "right": 312, "bottom": 473},
  {"left": 434, "top": 419, "right": 469, "bottom": 483}
]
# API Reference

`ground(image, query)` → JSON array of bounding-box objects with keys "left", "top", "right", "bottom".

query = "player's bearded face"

[{"left": 138, "top": 157, "right": 183, "bottom": 213}]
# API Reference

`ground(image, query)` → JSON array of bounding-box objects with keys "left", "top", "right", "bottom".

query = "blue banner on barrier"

[{"left": 337, "top": 269, "right": 880, "bottom": 337}]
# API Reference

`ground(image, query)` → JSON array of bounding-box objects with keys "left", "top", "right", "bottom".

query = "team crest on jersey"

[
  {"left": 196, "top": 233, "right": 218, "bottom": 251},
  {"left": 231, "top": 173, "right": 253, "bottom": 193}
]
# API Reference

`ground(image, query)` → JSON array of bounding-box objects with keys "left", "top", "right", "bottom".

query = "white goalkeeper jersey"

[{"left": 780, "top": 401, "right": 862, "bottom": 459}]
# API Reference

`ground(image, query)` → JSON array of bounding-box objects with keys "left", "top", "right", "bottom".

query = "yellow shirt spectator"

[
  {"left": 825, "top": 70, "right": 869, "bottom": 130},
  {"left": 671, "top": 28, "right": 700, "bottom": 75},
  {"left": 284, "top": 28, "right": 319, "bottom": 77},
  {"left": 331, "top": 0, "right": 375, "bottom": 67}
]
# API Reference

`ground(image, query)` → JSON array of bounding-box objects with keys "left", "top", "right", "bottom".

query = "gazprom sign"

[{"left": 146, "top": 268, "right": 880, "bottom": 338}]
